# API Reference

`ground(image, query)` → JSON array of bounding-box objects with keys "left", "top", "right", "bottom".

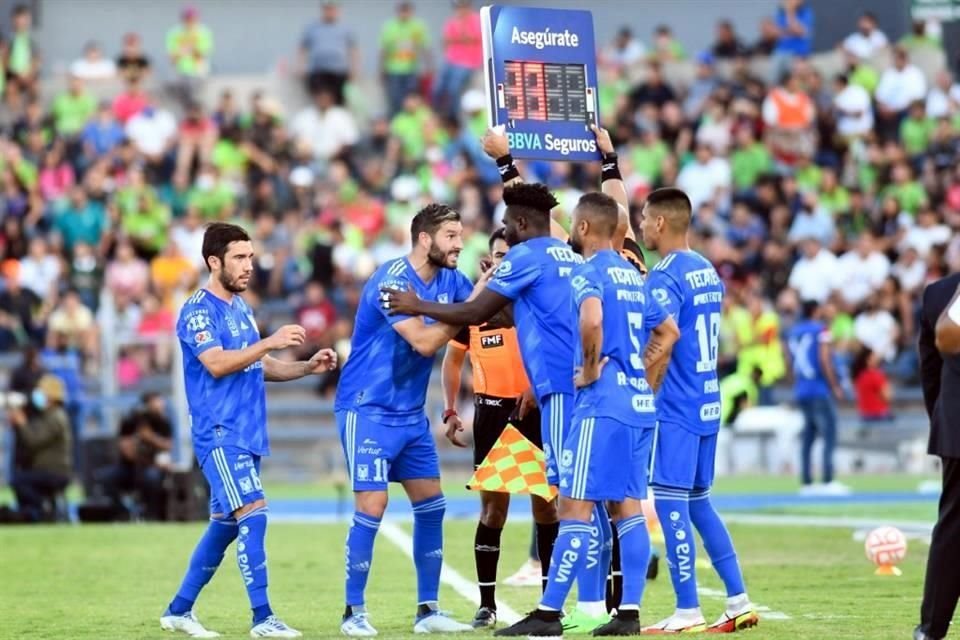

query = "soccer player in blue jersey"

[
  {"left": 382, "top": 180, "right": 586, "bottom": 619},
  {"left": 494, "top": 192, "right": 678, "bottom": 637},
  {"left": 786, "top": 299, "right": 844, "bottom": 492},
  {"left": 638, "top": 188, "right": 759, "bottom": 633},
  {"left": 161, "top": 223, "right": 338, "bottom": 639},
  {"left": 335, "top": 204, "right": 477, "bottom": 637}
]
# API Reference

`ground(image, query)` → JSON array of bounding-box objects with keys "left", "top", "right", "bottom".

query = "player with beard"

[
  {"left": 162, "top": 222, "right": 338, "bottom": 638},
  {"left": 336, "top": 204, "right": 478, "bottom": 636}
]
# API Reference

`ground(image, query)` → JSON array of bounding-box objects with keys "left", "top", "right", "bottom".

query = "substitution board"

[{"left": 481, "top": 5, "right": 600, "bottom": 162}]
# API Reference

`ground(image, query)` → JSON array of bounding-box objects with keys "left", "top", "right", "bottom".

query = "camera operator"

[
  {"left": 94, "top": 393, "right": 173, "bottom": 520},
  {"left": 7, "top": 375, "right": 73, "bottom": 522}
]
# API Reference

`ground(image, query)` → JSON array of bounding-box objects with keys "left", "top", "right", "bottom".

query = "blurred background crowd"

[{"left": 0, "top": 0, "right": 954, "bottom": 518}]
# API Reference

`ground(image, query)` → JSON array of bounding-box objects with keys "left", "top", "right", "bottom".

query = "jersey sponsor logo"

[
  {"left": 699, "top": 402, "right": 722, "bottom": 421},
  {"left": 358, "top": 444, "right": 382, "bottom": 456},
  {"left": 546, "top": 245, "right": 582, "bottom": 264},
  {"left": 555, "top": 539, "right": 581, "bottom": 583},
  {"left": 356, "top": 464, "right": 370, "bottom": 481},
  {"left": 195, "top": 330, "right": 213, "bottom": 345},
  {"left": 495, "top": 260, "right": 513, "bottom": 278},
  {"left": 480, "top": 334, "right": 504, "bottom": 348},
  {"left": 606, "top": 266, "right": 644, "bottom": 286},
  {"left": 652, "top": 287, "right": 669, "bottom": 304},
  {"left": 704, "top": 379, "right": 719, "bottom": 394},
  {"left": 239, "top": 476, "right": 254, "bottom": 494},
  {"left": 186, "top": 309, "right": 210, "bottom": 331},
  {"left": 571, "top": 275, "right": 589, "bottom": 292}
]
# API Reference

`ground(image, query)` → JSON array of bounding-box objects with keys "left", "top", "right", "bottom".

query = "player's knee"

[
  {"left": 480, "top": 494, "right": 510, "bottom": 528},
  {"left": 355, "top": 491, "right": 388, "bottom": 519},
  {"left": 557, "top": 497, "right": 593, "bottom": 522},
  {"left": 233, "top": 498, "right": 267, "bottom": 519},
  {"left": 531, "top": 495, "right": 558, "bottom": 524}
]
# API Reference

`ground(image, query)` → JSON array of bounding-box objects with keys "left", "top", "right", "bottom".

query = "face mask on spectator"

[{"left": 31, "top": 389, "right": 47, "bottom": 410}]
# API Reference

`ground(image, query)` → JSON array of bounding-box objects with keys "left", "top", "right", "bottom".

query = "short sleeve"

[
  {"left": 176, "top": 303, "right": 222, "bottom": 356},
  {"left": 375, "top": 269, "right": 414, "bottom": 327},
  {"left": 643, "top": 286, "right": 669, "bottom": 330},
  {"left": 571, "top": 264, "right": 602, "bottom": 307},
  {"left": 453, "top": 270, "right": 473, "bottom": 303},
  {"left": 486, "top": 246, "right": 540, "bottom": 301},
  {"left": 646, "top": 269, "right": 684, "bottom": 322}
]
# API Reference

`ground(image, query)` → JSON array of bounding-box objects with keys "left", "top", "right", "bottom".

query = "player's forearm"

[
  {"left": 200, "top": 341, "right": 274, "bottom": 378},
  {"left": 643, "top": 319, "right": 680, "bottom": 371},
  {"left": 263, "top": 356, "right": 312, "bottom": 382},
  {"left": 819, "top": 346, "right": 841, "bottom": 394},
  {"left": 579, "top": 318, "right": 603, "bottom": 377},
  {"left": 441, "top": 348, "right": 466, "bottom": 410},
  {"left": 646, "top": 358, "right": 670, "bottom": 393}
]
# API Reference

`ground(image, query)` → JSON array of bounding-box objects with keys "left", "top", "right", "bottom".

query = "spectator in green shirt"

[
  {"left": 650, "top": 24, "right": 686, "bottom": 62},
  {"left": 900, "top": 100, "right": 935, "bottom": 157},
  {"left": 187, "top": 166, "right": 235, "bottom": 220},
  {"left": 630, "top": 125, "right": 669, "bottom": 185},
  {"left": 883, "top": 161, "right": 928, "bottom": 215},
  {"left": 122, "top": 193, "right": 171, "bottom": 258},
  {"left": 730, "top": 126, "right": 772, "bottom": 192},
  {"left": 380, "top": 2, "right": 430, "bottom": 118},
  {"left": 898, "top": 20, "right": 942, "bottom": 53},
  {"left": 5, "top": 5, "right": 39, "bottom": 94},
  {"left": 388, "top": 93, "right": 447, "bottom": 170},
  {"left": 51, "top": 76, "right": 96, "bottom": 139},
  {"left": 843, "top": 49, "right": 878, "bottom": 95},
  {"left": 817, "top": 167, "right": 850, "bottom": 216},
  {"left": 720, "top": 366, "right": 762, "bottom": 428},
  {"left": 166, "top": 6, "right": 213, "bottom": 78},
  {"left": 55, "top": 187, "right": 107, "bottom": 254}
]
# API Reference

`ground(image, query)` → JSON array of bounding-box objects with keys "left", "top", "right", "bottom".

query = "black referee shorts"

[{"left": 472, "top": 393, "right": 542, "bottom": 468}]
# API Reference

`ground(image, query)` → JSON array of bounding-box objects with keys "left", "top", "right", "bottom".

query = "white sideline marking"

[
  {"left": 380, "top": 520, "right": 523, "bottom": 625},
  {"left": 697, "top": 586, "right": 791, "bottom": 620}
]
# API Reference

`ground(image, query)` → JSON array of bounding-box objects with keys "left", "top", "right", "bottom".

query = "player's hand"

[
  {"left": 574, "top": 357, "right": 609, "bottom": 388},
  {"left": 445, "top": 415, "right": 468, "bottom": 448},
  {"left": 307, "top": 348, "right": 338, "bottom": 373},
  {"left": 591, "top": 124, "right": 615, "bottom": 155},
  {"left": 516, "top": 387, "right": 537, "bottom": 420},
  {"left": 268, "top": 324, "right": 306, "bottom": 350},
  {"left": 482, "top": 125, "right": 511, "bottom": 160},
  {"left": 379, "top": 286, "right": 421, "bottom": 316}
]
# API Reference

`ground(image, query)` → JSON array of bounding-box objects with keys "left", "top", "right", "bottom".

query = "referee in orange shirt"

[{"left": 441, "top": 228, "right": 558, "bottom": 629}]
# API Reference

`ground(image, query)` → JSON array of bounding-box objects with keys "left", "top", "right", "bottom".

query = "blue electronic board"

[{"left": 481, "top": 5, "right": 600, "bottom": 162}]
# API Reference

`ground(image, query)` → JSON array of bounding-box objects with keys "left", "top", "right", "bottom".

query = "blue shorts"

[
  {"left": 541, "top": 392, "right": 572, "bottom": 488},
  {"left": 337, "top": 410, "right": 440, "bottom": 491},
  {"left": 201, "top": 446, "right": 264, "bottom": 515},
  {"left": 559, "top": 416, "right": 654, "bottom": 502},
  {"left": 650, "top": 422, "right": 717, "bottom": 490}
]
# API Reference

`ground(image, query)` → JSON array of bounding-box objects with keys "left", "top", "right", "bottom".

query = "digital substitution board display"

[{"left": 481, "top": 5, "right": 599, "bottom": 161}]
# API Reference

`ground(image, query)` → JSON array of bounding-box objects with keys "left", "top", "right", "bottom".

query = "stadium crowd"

[{"left": 0, "top": 0, "right": 954, "bottom": 426}]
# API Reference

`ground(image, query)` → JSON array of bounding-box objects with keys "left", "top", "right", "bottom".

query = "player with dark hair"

[
  {"left": 638, "top": 189, "right": 759, "bottom": 633},
  {"left": 495, "top": 191, "right": 678, "bottom": 637},
  {"left": 162, "top": 222, "right": 338, "bottom": 639},
  {"left": 335, "top": 204, "right": 477, "bottom": 636},
  {"left": 382, "top": 147, "right": 586, "bottom": 626},
  {"left": 442, "top": 227, "right": 558, "bottom": 628}
]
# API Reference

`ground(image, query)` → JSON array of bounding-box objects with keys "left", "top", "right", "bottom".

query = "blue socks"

[
  {"left": 541, "top": 520, "right": 592, "bottom": 611},
  {"left": 577, "top": 503, "right": 610, "bottom": 609},
  {"left": 237, "top": 506, "right": 272, "bottom": 623},
  {"left": 653, "top": 486, "right": 699, "bottom": 609},
  {"left": 689, "top": 488, "right": 745, "bottom": 597},
  {"left": 345, "top": 512, "right": 381, "bottom": 606},
  {"left": 616, "top": 515, "right": 650, "bottom": 610},
  {"left": 412, "top": 495, "right": 446, "bottom": 605},
  {"left": 169, "top": 516, "right": 239, "bottom": 614}
]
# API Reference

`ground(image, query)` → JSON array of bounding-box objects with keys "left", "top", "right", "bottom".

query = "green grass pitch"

[{"left": 1, "top": 492, "right": 931, "bottom": 639}]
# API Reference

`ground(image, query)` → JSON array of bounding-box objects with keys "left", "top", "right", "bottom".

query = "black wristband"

[
  {"left": 601, "top": 152, "right": 622, "bottom": 182},
  {"left": 496, "top": 153, "right": 520, "bottom": 183}
]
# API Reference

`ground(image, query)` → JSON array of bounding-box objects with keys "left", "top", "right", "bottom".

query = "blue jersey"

[
  {"left": 570, "top": 250, "right": 667, "bottom": 428},
  {"left": 487, "top": 236, "right": 582, "bottom": 401},
  {"left": 176, "top": 289, "right": 267, "bottom": 463},
  {"left": 335, "top": 257, "right": 473, "bottom": 426},
  {"left": 787, "top": 320, "right": 832, "bottom": 400},
  {"left": 647, "top": 251, "right": 723, "bottom": 435}
]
